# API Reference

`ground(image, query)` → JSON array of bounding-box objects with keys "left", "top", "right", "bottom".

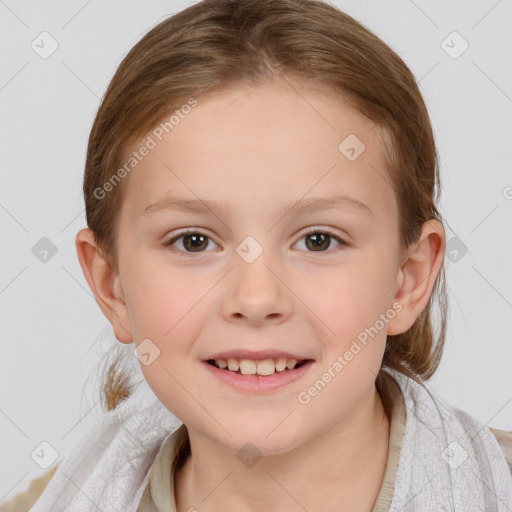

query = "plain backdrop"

[{"left": 1, "top": 0, "right": 511, "bottom": 503}]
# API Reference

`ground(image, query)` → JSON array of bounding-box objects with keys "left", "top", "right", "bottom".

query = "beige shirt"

[{"left": 3, "top": 377, "right": 512, "bottom": 512}]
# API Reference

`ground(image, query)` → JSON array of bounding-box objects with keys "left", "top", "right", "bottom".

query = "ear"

[
  {"left": 75, "top": 228, "right": 133, "bottom": 344},
  {"left": 387, "top": 219, "right": 445, "bottom": 335}
]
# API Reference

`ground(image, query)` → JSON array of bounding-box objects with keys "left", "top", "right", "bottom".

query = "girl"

[{"left": 3, "top": 0, "right": 511, "bottom": 510}]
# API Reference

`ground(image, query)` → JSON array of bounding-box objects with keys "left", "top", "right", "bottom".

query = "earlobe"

[
  {"left": 75, "top": 228, "right": 133, "bottom": 344},
  {"left": 387, "top": 219, "right": 445, "bottom": 336}
]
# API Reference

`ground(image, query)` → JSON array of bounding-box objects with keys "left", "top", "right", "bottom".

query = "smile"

[{"left": 203, "top": 359, "right": 315, "bottom": 393}]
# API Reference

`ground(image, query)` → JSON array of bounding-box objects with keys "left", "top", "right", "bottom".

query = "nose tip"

[{"left": 220, "top": 249, "right": 294, "bottom": 326}]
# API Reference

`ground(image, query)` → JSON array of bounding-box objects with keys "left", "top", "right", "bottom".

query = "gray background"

[{"left": 1, "top": 0, "right": 511, "bottom": 502}]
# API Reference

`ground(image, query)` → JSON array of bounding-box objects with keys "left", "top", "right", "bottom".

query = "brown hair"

[{"left": 82, "top": 0, "right": 448, "bottom": 412}]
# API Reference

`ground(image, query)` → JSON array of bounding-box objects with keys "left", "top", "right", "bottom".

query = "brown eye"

[
  {"left": 182, "top": 234, "right": 209, "bottom": 252},
  {"left": 165, "top": 231, "right": 217, "bottom": 254},
  {"left": 305, "top": 232, "right": 330, "bottom": 251},
  {"left": 296, "top": 229, "right": 347, "bottom": 252}
]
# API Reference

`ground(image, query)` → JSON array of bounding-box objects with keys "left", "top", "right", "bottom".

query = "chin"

[{"left": 216, "top": 423, "right": 305, "bottom": 456}]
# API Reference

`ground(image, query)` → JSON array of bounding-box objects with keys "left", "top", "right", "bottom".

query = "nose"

[{"left": 219, "top": 248, "right": 293, "bottom": 326}]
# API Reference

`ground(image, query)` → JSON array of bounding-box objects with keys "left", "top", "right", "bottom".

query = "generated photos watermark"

[{"left": 94, "top": 98, "right": 198, "bottom": 200}]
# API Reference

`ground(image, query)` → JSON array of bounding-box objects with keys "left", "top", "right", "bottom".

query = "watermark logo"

[
  {"left": 441, "top": 31, "right": 469, "bottom": 59},
  {"left": 237, "top": 441, "right": 262, "bottom": 468},
  {"left": 338, "top": 134, "right": 366, "bottom": 161},
  {"left": 441, "top": 441, "right": 468, "bottom": 469},
  {"left": 31, "top": 31, "right": 59, "bottom": 59},
  {"left": 134, "top": 338, "right": 161, "bottom": 366},
  {"left": 445, "top": 236, "right": 468, "bottom": 263},
  {"left": 31, "top": 441, "right": 59, "bottom": 469},
  {"left": 236, "top": 236, "right": 263, "bottom": 264},
  {"left": 32, "top": 237, "right": 58, "bottom": 263}
]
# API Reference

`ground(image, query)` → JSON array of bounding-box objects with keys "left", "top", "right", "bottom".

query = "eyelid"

[{"left": 300, "top": 226, "right": 346, "bottom": 239}]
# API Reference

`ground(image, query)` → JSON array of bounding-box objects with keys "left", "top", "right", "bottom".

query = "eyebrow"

[{"left": 142, "top": 194, "right": 372, "bottom": 218}]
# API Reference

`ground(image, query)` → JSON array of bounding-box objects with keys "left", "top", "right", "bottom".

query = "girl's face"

[{"left": 112, "top": 82, "right": 407, "bottom": 453}]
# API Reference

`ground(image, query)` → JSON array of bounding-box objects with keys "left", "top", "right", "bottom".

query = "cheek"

[
  {"left": 125, "top": 264, "right": 211, "bottom": 414},
  {"left": 123, "top": 259, "right": 205, "bottom": 342},
  {"left": 304, "top": 258, "right": 394, "bottom": 332},
  {"left": 296, "top": 258, "right": 395, "bottom": 381}
]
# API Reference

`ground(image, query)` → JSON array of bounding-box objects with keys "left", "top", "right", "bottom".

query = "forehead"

[{"left": 120, "top": 81, "right": 397, "bottom": 223}]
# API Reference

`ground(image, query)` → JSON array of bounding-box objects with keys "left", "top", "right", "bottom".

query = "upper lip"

[{"left": 204, "top": 349, "right": 313, "bottom": 362}]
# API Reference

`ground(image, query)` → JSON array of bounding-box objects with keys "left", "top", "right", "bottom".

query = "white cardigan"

[{"left": 28, "top": 368, "right": 512, "bottom": 512}]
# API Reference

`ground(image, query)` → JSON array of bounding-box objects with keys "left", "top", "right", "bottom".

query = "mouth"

[{"left": 202, "top": 358, "right": 315, "bottom": 392}]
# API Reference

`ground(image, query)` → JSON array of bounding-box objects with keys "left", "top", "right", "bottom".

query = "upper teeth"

[{"left": 215, "top": 358, "right": 301, "bottom": 376}]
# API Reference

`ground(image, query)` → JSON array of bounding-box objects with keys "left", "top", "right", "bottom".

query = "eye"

[
  {"left": 164, "top": 229, "right": 218, "bottom": 255},
  {"left": 164, "top": 227, "right": 348, "bottom": 256},
  {"left": 294, "top": 228, "right": 347, "bottom": 252}
]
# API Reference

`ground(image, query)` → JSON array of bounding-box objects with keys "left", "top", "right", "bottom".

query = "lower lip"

[{"left": 202, "top": 360, "right": 315, "bottom": 393}]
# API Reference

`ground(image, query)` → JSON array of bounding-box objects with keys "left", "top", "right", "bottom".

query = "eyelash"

[{"left": 163, "top": 227, "right": 348, "bottom": 256}]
